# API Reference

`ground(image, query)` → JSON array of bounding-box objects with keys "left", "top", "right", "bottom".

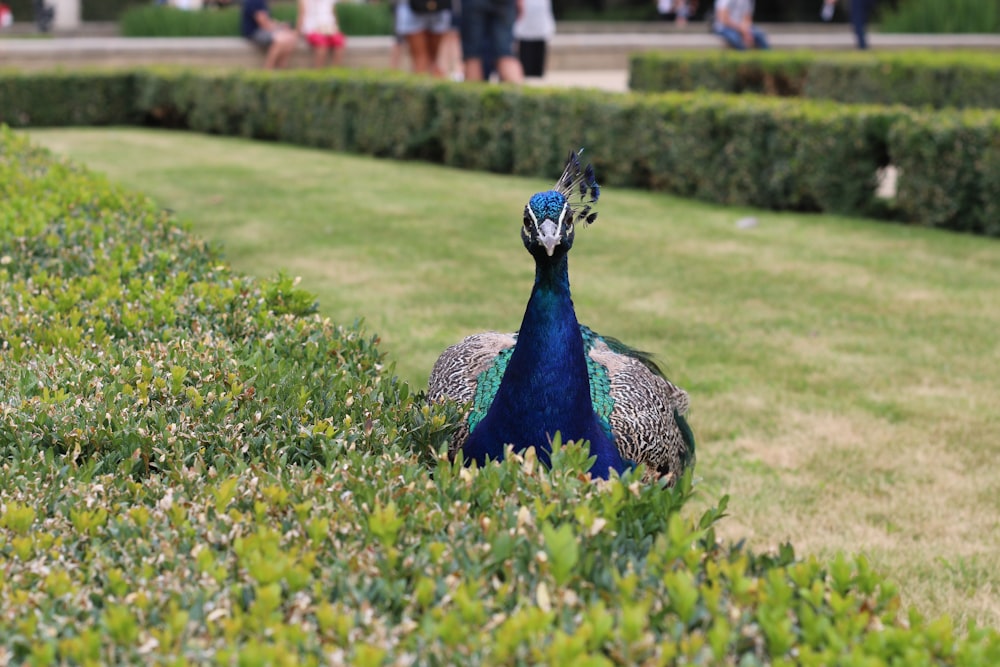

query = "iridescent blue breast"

[{"left": 467, "top": 326, "right": 615, "bottom": 441}]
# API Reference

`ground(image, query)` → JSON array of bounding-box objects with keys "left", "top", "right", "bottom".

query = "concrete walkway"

[
  {"left": 1, "top": 24, "right": 998, "bottom": 86},
  {"left": 527, "top": 70, "right": 630, "bottom": 93}
]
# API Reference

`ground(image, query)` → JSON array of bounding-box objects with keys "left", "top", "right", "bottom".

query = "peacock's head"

[
  {"left": 522, "top": 190, "right": 574, "bottom": 257},
  {"left": 521, "top": 149, "right": 600, "bottom": 259}
]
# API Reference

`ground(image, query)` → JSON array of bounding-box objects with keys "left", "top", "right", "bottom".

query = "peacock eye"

[{"left": 523, "top": 210, "right": 532, "bottom": 227}]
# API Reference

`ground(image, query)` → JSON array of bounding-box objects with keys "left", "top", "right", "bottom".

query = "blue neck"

[{"left": 463, "top": 252, "right": 627, "bottom": 479}]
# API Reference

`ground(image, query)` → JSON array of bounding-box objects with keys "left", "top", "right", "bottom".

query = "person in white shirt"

[
  {"left": 713, "top": 0, "right": 768, "bottom": 50},
  {"left": 514, "top": 0, "right": 555, "bottom": 78},
  {"left": 298, "top": 0, "right": 347, "bottom": 67}
]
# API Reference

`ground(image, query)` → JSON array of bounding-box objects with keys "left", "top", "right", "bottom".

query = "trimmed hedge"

[
  {"left": 0, "top": 71, "right": 136, "bottom": 127},
  {"left": 629, "top": 50, "right": 1000, "bottom": 110},
  {"left": 2, "top": 0, "right": 146, "bottom": 21},
  {"left": 82, "top": 0, "right": 148, "bottom": 21},
  {"left": 0, "top": 67, "right": 997, "bottom": 236},
  {"left": 122, "top": 69, "right": 902, "bottom": 217},
  {"left": 0, "top": 127, "right": 457, "bottom": 472},
  {"left": 890, "top": 109, "right": 1000, "bottom": 236},
  {"left": 119, "top": 3, "right": 394, "bottom": 37},
  {"left": 4, "top": 127, "right": 1000, "bottom": 663}
]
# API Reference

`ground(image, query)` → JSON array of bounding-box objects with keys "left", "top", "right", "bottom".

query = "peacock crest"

[
  {"left": 523, "top": 150, "right": 602, "bottom": 259},
  {"left": 527, "top": 150, "right": 600, "bottom": 225},
  {"left": 556, "top": 149, "right": 601, "bottom": 224}
]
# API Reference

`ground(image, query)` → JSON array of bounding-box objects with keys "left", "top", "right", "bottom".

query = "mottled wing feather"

[
  {"left": 428, "top": 332, "right": 517, "bottom": 456},
  {"left": 585, "top": 332, "right": 694, "bottom": 483}
]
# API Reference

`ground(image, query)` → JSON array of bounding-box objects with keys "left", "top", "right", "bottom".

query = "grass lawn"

[{"left": 27, "top": 127, "right": 1000, "bottom": 630}]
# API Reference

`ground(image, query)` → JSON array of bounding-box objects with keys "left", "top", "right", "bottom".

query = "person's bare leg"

[
  {"left": 331, "top": 46, "right": 344, "bottom": 66},
  {"left": 496, "top": 55, "right": 523, "bottom": 83},
  {"left": 407, "top": 32, "right": 431, "bottom": 74},
  {"left": 265, "top": 45, "right": 281, "bottom": 69},
  {"left": 275, "top": 48, "right": 290, "bottom": 68},
  {"left": 286, "top": 35, "right": 298, "bottom": 67},
  {"left": 464, "top": 57, "right": 484, "bottom": 82},
  {"left": 276, "top": 30, "right": 297, "bottom": 68},
  {"left": 426, "top": 32, "right": 444, "bottom": 77},
  {"left": 313, "top": 44, "right": 328, "bottom": 68},
  {"left": 436, "top": 30, "right": 459, "bottom": 78}
]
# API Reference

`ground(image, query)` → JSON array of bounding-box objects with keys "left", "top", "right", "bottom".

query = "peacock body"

[{"left": 428, "top": 150, "right": 694, "bottom": 481}]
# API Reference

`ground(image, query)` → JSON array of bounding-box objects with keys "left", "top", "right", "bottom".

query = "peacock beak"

[{"left": 538, "top": 219, "right": 561, "bottom": 256}]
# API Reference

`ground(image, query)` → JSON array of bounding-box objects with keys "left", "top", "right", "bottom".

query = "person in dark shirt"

[
  {"left": 822, "top": 0, "right": 875, "bottom": 50},
  {"left": 241, "top": 0, "right": 297, "bottom": 68}
]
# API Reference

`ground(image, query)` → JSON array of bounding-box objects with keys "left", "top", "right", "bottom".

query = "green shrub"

[
  {"left": 3, "top": 67, "right": 1000, "bottom": 234},
  {"left": 0, "top": 71, "right": 135, "bottom": 127},
  {"left": 0, "top": 126, "right": 457, "bottom": 473},
  {"left": 5, "top": 0, "right": 148, "bottom": 21},
  {"left": 879, "top": 0, "right": 1000, "bottom": 34},
  {"left": 511, "top": 87, "right": 640, "bottom": 187},
  {"left": 82, "top": 0, "right": 149, "bottom": 21},
  {"left": 630, "top": 50, "right": 1000, "bottom": 110},
  {"left": 437, "top": 82, "right": 519, "bottom": 172},
  {"left": 803, "top": 52, "right": 1000, "bottom": 110},
  {"left": 119, "top": 2, "right": 391, "bottom": 37},
  {"left": 629, "top": 50, "right": 815, "bottom": 98},
  {"left": 4, "top": 115, "right": 1000, "bottom": 666},
  {"left": 134, "top": 69, "right": 276, "bottom": 137},
  {"left": 120, "top": 5, "right": 245, "bottom": 37},
  {"left": 890, "top": 109, "right": 1000, "bottom": 235},
  {"left": 336, "top": 1, "right": 394, "bottom": 36}
]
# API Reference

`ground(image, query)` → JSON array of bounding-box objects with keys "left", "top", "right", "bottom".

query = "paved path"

[
  {"left": 526, "top": 70, "right": 630, "bottom": 93},
  {"left": 2, "top": 24, "right": 998, "bottom": 87}
]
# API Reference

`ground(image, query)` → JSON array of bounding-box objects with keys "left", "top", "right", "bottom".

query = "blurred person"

[
  {"left": 657, "top": 0, "right": 696, "bottom": 26},
  {"left": 514, "top": 0, "right": 554, "bottom": 79},
  {"left": 823, "top": 0, "right": 874, "bottom": 50},
  {"left": 397, "top": 0, "right": 452, "bottom": 75},
  {"left": 461, "top": 0, "right": 523, "bottom": 83},
  {"left": 32, "top": 0, "right": 53, "bottom": 32},
  {"left": 391, "top": 32, "right": 406, "bottom": 69},
  {"left": 437, "top": 0, "right": 464, "bottom": 80},
  {"left": 389, "top": 0, "right": 406, "bottom": 69},
  {"left": 298, "top": 0, "right": 347, "bottom": 67},
  {"left": 241, "top": 0, "right": 298, "bottom": 69},
  {"left": 712, "top": 0, "right": 768, "bottom": 50}
]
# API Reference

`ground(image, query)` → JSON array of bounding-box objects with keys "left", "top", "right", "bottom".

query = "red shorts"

[{"left": 306, "top": 33, "right": 346, "bottom": 49}]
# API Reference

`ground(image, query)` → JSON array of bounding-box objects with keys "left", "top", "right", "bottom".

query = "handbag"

[{"left": 409, "top": 0, "right": 451, "bottom": 14}]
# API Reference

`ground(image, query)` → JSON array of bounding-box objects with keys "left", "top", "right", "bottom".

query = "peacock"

[{"left": 428, "top": 150, "right": 695, "bottom": 482}]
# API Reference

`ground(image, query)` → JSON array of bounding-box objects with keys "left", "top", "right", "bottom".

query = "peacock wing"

[
  {"left": 582, "top": 326, "right": 695, "bottom": 483},
  {"left": 428, "top": 332, "right": 517, "bottom": 455}
]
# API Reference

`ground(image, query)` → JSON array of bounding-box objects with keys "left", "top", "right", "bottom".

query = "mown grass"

[{"left": 27, "top": 127, "right": 1000, "bottom": 630}]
